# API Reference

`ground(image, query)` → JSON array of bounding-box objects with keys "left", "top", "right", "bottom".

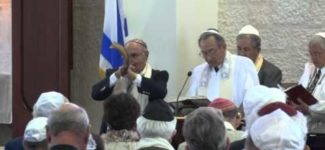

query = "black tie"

[
  {"left": 214, "top": 66, "right": 219, "bottom": 73},
  {"left": 307, "top": 69, "right": 321, "bottom": 93}
]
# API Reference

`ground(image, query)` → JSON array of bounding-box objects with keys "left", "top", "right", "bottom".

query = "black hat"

[{"left": 143, "top": 99, "right": 174, "bottom": 121}]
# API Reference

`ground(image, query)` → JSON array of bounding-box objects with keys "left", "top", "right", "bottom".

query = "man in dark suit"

[
  {"left": 91, "top": 39, "right": 169, "bottom": 133},
  {"left": 237, "top": 25, "right": 282, "bottom": 87}
]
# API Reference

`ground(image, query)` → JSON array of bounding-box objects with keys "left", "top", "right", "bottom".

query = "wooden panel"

[{"left": 12, "top": 0, "right": 72, "bottom": 136}]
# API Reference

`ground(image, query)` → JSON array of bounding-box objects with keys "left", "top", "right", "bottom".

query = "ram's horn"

[{"left": 110, "top": 42, "right": 129, "bottom": 67}]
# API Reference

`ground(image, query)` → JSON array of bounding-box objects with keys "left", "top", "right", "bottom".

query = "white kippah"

[
  {"left": 238, "top": 25, "right": 259, "bottom": 36},
  {"left": 24, "top": 117, "right": 48, "bottom": 142},
  {"left": 33, "top": 91, "right": 68, "bottom": 117},
  {"left": 203, "top": 29, "right": 221, "bottom": 35},
  {"left": 315, "top": 32, "right": 325, "bottom": 38},
  {"left": 250, "top": 109, "right": 307, "bottom": 150}
]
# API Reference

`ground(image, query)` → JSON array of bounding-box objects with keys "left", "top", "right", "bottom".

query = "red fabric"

[
  {"left": 258, "top": 102, "right": 297, "bottom": 116},
  {"left": 208, "top": 98, "right": 236, "bottom": 112}
]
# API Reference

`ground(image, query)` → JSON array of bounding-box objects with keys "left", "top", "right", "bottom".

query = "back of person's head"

[
  {"left": 209, "top": 98, "right": 239, "bottom": 121},
  {"left": 198, "top": 28, "right": 226, "bottom": 49},
  {"left": 243, "top": 85, "right": 286, "bottom": 130},
  {"left": 183, "top": 107, "right": 227, "bottom": 150},
  {"left": 104, "top": 93, "right": 140, "bottom": 130},
  {"left": 47, "top": 103, "right": 90, "bottom": 150},
  {"left": 33, "top": 91, "right": 69, "bottom": 118},
  {"left": 137, "top": 99, "right": 176, "bottom": 140},
  {"left": 23, "top": 117, "right": 48, "bottom": 150},
  {"left": 247, "top": 104, "right": 307, "bottom": 150}
]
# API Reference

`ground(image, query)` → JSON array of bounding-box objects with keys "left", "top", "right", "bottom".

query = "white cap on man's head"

[
  {"left": 238, "top": 25, "right": 259, "bottom": 36},
  {"left": 24, "top": 117, "right": 48, "bottom": 142},
  {"left": 243, "top": 85, "right": 286, "bottom": 129},
  {"left": 315, "top": 32, "right": 325, "bottom": 38},
  {"left": 250, "top": 109, "right": 307, "bottom": 150},
  {"left": 33, "top": 91, "right": 68, "bottom": 117}
]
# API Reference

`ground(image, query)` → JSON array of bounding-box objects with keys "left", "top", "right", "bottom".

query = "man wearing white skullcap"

[
  {"left": 23, "top": 117, "right": 48, "bottom": 150},
  {"left": 33, "top": 91, "right": 69, "bottom": 117},
  {"left": 247, "top": 107, "right": 308, "bottom": 150},
  {"left": 187, "top": 28, "right": 259, "bottom": 106},
  {"left": 298, "top": 32, "right": 325, "bottom": 134},
  {"left": 237, "top": 25, "right": 282, "bottom": 88},
  {"left": 5, "top": 91, "right": 69, "bottom": 150}
]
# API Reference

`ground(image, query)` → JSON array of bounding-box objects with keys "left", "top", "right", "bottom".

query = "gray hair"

[
  {"left": 136, "top": 116, "right": 176, "bottom": 140},
  {"left": 183, "top": 107, "right": 226, "bottom": 150},
  {"left": 198, "top": 31, "right": 226, "bottom": 49},
  {"left": 309, "top": 35, "right": 325, "bottom": 50},
  {"left": 236, "top": 34, "right": 261, "bottom": 51},
  {"left": 47, "top": 104, "right": 89, "bottom": 136}
]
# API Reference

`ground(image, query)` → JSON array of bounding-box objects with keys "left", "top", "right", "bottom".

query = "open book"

[
  {"left": 166, "top": 96, "right": 210, "bottom": 107},
  {"left": 284, "top": 84, "right": 318, "bottom": 105}
]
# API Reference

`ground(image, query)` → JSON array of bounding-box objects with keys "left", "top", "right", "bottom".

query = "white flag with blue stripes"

[{"left": 99, "top": 0, "right": 128, "bottom": 77}]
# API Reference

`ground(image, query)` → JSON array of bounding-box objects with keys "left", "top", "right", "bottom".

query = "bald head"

[{"left": 47, "top": 103, "right": 89, "bottom": 136}]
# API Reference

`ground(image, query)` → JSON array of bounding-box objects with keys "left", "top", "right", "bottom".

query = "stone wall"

[
  {"left": 72, "top": 0, "right": 104, "bottom": 133},
  {"left": 218, "top": 0, "right": 325, "bottom": 83}
]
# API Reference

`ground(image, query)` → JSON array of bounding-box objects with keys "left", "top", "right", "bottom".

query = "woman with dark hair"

[{"left": 101, "top": 93, "right": 141, "bottom": 150}]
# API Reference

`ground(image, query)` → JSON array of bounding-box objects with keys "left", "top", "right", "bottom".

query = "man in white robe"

[
  {"left": 298, "top": 32, "right": 325, "bottom": 133},
  {"left": 187, "top": 29, "right": 259, "bottom": 106}
]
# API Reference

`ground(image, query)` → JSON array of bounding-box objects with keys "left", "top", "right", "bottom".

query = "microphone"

[{"left": 175, "top": 71, "right": 192, "bottom": 116}]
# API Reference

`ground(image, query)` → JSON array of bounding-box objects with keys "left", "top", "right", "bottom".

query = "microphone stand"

[{"left": 175, "top": 71, "right": 192, "bottom": 116}]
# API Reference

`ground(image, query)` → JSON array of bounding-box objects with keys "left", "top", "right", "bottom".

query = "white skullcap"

[
  {"left": 24, "top": 117, "right": 48, "bottom": 142},
  {"left": 243, "top": 85, "right": 286, "bottom": 130},
  {"left": 238, "top": 25, "right": 259, "bottom": 36},
  {"left": 203, "top": 28, "right": 221, "bottom": 35},
  {"left": 250, "top": 109, "right": 307, "bottom": 150},
  {"left": 33, "top": 91, "right": 68, "bottom": 117},
  {"left": 315, "top": 32, "right": 325, "bottom": 38}
]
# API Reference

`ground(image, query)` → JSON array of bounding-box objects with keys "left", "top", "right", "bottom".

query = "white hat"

[
  {"left": 243, "top": 85, "right": 286, "bottom": 130},
  {"left": 238, "top": 25, "right": 259, "bottom": 36},
  {"left": 33, "top": 91, "right": 68, "bottom": 117},
  {"left": 315, "top": 32, "right": 325, "bottom": 38},
  {"left": 24, "top": 117, "right": 48, "bottom": 142},
  {"left": 250, "top": 109, "right": 307, "bottom": 150}
]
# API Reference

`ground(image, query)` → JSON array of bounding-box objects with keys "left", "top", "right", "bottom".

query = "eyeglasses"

[{"left": 199, "top": 47, "right": 217, "bottom": 57}]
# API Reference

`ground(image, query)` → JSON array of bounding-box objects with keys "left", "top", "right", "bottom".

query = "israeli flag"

[{"left": 99, "top": 0, "right": 128, "bottom": 77}]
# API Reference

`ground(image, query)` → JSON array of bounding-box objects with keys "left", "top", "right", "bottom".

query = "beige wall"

[{"left": 218, "top": 0, "right": 325, "bottom": 82}]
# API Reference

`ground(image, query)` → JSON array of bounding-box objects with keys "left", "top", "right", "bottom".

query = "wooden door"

[{"left": 12, "top": 0, "right": 72, "bottom": 136}]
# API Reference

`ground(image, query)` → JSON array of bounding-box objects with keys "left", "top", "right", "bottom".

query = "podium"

[
  {"left": 167, "top": 96, "right": 210, "bottom": 148},
  {"left": 167, "top": 96, "right": 210, "bottom": 116}
]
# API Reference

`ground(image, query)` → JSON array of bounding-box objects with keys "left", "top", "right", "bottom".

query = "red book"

[{"left": 285, "top": 84, "right": 318, "bottom": 105}]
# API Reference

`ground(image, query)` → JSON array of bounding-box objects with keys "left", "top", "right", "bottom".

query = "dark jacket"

[
  {"left": 91, "top": 69, "right": 169, "bottom": 101},
  {"left": 91, "top": 68, "right": 169, "bottom": 134},
  {"left": 258, "top": 59, "right": 282, "bottom": 88}
]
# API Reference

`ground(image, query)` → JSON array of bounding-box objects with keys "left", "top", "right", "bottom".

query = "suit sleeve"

[
  {"left": 91, "top": 69, "right": 116, "bottom": 101},
  {"left": 139, "top": 70, "right": 169, "bottom": 100}
]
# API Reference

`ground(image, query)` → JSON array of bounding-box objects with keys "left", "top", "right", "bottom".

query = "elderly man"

[
  {"left": 46, "top": 103, "right": 90, "bottom": 150},
  {"left": 92, "top": 39, "right": 169, "bottom": 134},
  {"left": 298, "top": 32, "right": 325, "bottom": 133},
  {"left": 136, "top": 99, "right": 176, "bottom": 150},
  {"left": 187, "top": 29, "right": 259, "bottom": 106},
  {"left": 236, "top": 25, "right": 282, "bottom": 87},
  {"left": 183, "top": 107, "right": 229, "bottom": 150},
  {"left": 92, "top": 38, "right": 169, "bottom": 110},
  {"left": 5, "top": 91, "right": 68, "bottom": 150}
]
